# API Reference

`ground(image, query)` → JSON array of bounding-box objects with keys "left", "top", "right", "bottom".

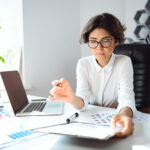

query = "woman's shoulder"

[
  {"left": 114, "top": 54, "right": 131, "bottom": 63},
  {"left": 77, "top": 55, "right": 94, "bottom": 65}
]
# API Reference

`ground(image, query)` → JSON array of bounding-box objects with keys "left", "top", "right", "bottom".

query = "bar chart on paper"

[
  {"left": 91, "top": 112, "right": 115, "bottom": 126},
  {"left": 0, "top": 129, "right": 45, "bottom": 149},
  {"left": 0, "top": 117, "right": 46, "bottom": 149},
  {"left": 8, "top": 130, "right": 34, "bottom": 140}
]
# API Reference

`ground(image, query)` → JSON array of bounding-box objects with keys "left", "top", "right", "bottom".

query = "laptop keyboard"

[{"left": 23, "top": 102, "right": 46, "bottom": 113}]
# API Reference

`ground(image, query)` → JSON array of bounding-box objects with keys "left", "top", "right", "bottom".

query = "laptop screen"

[{"left": 0, "top": 71, "right": 28, "bottom": 113}]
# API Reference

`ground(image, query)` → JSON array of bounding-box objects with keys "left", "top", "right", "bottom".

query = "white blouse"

[{"left": 75, "top": 53, "right": 136, "bottom": 116}]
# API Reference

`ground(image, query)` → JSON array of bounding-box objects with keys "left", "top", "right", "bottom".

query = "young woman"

[{"left": 49, "top": 13, "right": 136, "bottom": 138}]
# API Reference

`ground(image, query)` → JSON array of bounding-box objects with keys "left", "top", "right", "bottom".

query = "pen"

[
  {"left": 56, "top": 83, "right": 63, "bottom": 87},
  {"left": 66, "top": 112, "right": 79, "bottom": 123}
]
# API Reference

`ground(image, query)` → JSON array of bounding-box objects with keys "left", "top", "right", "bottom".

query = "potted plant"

[{"left": 0, "top": 56, "right": 5, "bottom": 63}]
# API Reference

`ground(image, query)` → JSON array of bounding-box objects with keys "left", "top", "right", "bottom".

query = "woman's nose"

[{"left": 97, "top": 43, "right": 104, "bottom": 50}]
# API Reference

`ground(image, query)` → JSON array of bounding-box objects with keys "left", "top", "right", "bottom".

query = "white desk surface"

[{"left": 1, "top": 96, "right": 150, "bottom": 150}]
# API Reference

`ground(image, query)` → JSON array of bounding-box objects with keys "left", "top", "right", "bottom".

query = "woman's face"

[{"left": 88, "top": 28, "right": 118, "bottom": 65}]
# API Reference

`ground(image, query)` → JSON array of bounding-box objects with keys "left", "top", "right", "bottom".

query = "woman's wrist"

[
  {"left": 119, "top": 106, "right": 133, "bottom": 118},
  {"left": 71, "top": 95, "right": 84, "bottom": 109}
]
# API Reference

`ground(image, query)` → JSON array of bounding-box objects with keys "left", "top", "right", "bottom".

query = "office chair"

[{"left": 114, "top": 43, "right": 150, "bottom": 113}]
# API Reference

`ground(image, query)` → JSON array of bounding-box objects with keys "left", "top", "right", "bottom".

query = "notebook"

[{"left": 0, "top": 71, "right": 63, "bottom": 116}]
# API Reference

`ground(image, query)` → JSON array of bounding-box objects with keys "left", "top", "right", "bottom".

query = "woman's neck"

[{"left": 96, "top": 55, "right": 112, "bottom": 67}]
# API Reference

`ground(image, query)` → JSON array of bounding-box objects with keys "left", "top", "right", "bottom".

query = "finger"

[
  {"left": 50, "top": 88, "right": 54, "bottom": 95},
  {"left": 49, "top": 95, "right": 68, "bottom": 103},
  {"left": 111, "top": 115, "right": 120, "bottom": 129},
  {"left": 52, "top": 80, "right": 65, "bottom": 87},
  {"left": 115, "top": 126, "right": 130, "bottom": 138},
  {"left": 115, "top": 132, "right": 128, "bottom": 138},
  {"left": 48, "top": 96, "right": 56, "bottom": 101},
  {"left": 50, "top": 85, "right": 63, "bottom": 94},
  {"left": 50, "top": 88, "right": 60, "bottom": 95},
  {"left": 52, "top": 80, "right": 59, "bottom": 86},
  {"left": 115, "top": 127, "right": 133, "bottom": 138},
  {"left": 118, "top": 122, "right": 134, "bottom": 137},
  {"left": 53, "top": 78, "right": 65, "bottom": 87},
  {"left": 60, "top": 78, "right": 70, "bottom": 86},
  {"left": 111, "top": 119, "right": 116, "bottom": 129},
  {"left": 60, "top": 78, "right": 65, "bottom": 82}
]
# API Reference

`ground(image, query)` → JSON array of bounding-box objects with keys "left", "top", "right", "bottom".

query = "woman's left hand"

[{"left": 111, "top": 114, "right": 134, "bottom": 138}]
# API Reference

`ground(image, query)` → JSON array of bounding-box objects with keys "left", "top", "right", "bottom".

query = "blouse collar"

[{"left": 93, "top": 53, "right": 115, "bottom": 72}]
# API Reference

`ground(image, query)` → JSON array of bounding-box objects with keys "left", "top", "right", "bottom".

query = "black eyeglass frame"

[{"left": 88, "top": 38, "right": 113, "bottom": 49}]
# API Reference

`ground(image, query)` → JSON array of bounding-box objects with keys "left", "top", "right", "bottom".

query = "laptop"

[{"left": 0, "top": 71, "right": 63, "bottom": 116}]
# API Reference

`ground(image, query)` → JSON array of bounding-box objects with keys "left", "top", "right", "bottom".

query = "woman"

[{"left": 49, "top": 13, "right": 136, "bottom": 138}]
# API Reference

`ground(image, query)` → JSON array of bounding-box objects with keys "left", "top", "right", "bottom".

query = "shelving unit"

[{"left": 134, "top": 0, "right": 150, "bottom": 42}]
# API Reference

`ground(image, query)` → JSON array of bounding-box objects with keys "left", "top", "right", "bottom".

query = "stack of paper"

[
  {"left": 35, "top": 122, "right": 121, "bottom": 140},
  {"left": 0, "top": 117, "right": 46, "bottom": 149}
]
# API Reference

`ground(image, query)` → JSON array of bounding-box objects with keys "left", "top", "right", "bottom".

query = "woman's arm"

[
  {"left": 112, "top": 57, "right": 135, "bottom": 138},
  {"left": 119, "top": 106, "right": 133, "bottom": 117},
  {"left": 117, "top": 57, "right": 136, "bottom": 117},
  {"left": 72, "top": 96, "right": 84, "bottom": 109},
  {"left": 49, "top": 58, "right": 91, "bottom": 110}
]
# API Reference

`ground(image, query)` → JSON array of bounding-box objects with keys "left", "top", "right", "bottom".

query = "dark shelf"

[
  {"left": 145, "top": 15, "right": 150, "bottom": 28},
  {"left": 145, "top": 0, "right": 150, "bottom": 12},
  {"left": 134, "top": 25, "right": 149, "bottom": 39},
  {"left": 134, "top": 10, "right": 148, "bottom": 24},
  {"left": 134, "top": 0, "right": 150, "bottom": 41}
]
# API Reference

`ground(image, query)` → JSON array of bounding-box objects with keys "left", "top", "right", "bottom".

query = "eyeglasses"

[{"left": 88, "top": 38, "right": 113, "bottom": 49}]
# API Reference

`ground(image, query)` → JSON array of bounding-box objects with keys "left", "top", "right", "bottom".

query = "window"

[
  {"left": 0, "top": 0, "right": 23, "bottom": 101},
  {"left": 0, "top": 0, "right": 23, "bottom": 71}
]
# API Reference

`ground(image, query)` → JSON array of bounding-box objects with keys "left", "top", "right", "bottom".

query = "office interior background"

[{"left": 0, "top": 0, "right": 148, "bottom": 99}]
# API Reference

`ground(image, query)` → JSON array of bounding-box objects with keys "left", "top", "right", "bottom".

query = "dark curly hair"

[{"left": 80, "top": 13, "right": 126, "bottom": 44}]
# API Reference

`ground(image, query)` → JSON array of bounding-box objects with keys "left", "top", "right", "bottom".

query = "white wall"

[{"left": 23, "top": 0, "right": 80, "bottom": 97}]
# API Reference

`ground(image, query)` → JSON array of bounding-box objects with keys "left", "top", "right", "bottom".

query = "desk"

[{"left": 1, "top": 96, "right": 150, "bottom": 150}]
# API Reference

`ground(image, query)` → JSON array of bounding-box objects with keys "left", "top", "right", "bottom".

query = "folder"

[{"left": 33, "top": 121, "right": 121, "bottom": 140}]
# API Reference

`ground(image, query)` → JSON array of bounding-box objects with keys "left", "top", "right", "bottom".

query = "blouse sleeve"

[
  {"left": 117, "top": 57, "right": 137, "bottom": 116},
  {"left": 75, "top": 59, "right": 91, "bottom": 110}
]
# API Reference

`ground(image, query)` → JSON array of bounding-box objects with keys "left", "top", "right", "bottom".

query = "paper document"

[
  {"left": 91, "top": 112, "right": 115, "bottom": 126},
  {"left": 91, "top": 111, "right": 150, "bottom": 125},
  {"left": 35, "top": 122, "right": 121, "bottom": 140},
  {"left": 133, "top": 111, "right": 150, "bottom": 123},
  {"left": 0, "top": 117, "right": 46, "bottom": 149}
]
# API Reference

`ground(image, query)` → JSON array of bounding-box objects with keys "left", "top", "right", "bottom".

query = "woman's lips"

[{"left": 97, "top": 53, "right": 105, "bottom": 56}]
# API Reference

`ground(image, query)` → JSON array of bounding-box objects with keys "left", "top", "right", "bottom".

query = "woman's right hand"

[{"left": 49, "top": 78, "right": 75, "bottom": 104}]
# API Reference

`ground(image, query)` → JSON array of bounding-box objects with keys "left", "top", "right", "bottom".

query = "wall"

[
  {"left": 23, "top": 0, "right": 80, "bottom": 97},
  {"left": 125, "top": 0, "right": 147, "bottom": 41}
]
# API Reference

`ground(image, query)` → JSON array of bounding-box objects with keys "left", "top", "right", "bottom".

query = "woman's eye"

[
  {"left": 103, "top": 39, "right": 110, "bottom": 43},
  {"left": 91, "top": 40, "right": 97, "bottom": 43}
]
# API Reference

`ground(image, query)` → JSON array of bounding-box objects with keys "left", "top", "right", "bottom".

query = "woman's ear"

[{"left": 115, "top": 40, "right": 119, "bottom": 46}]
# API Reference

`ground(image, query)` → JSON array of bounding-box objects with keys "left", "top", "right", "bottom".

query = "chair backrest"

[{"left": 114, "top": 43, "right": 150, "bottom": 110}]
